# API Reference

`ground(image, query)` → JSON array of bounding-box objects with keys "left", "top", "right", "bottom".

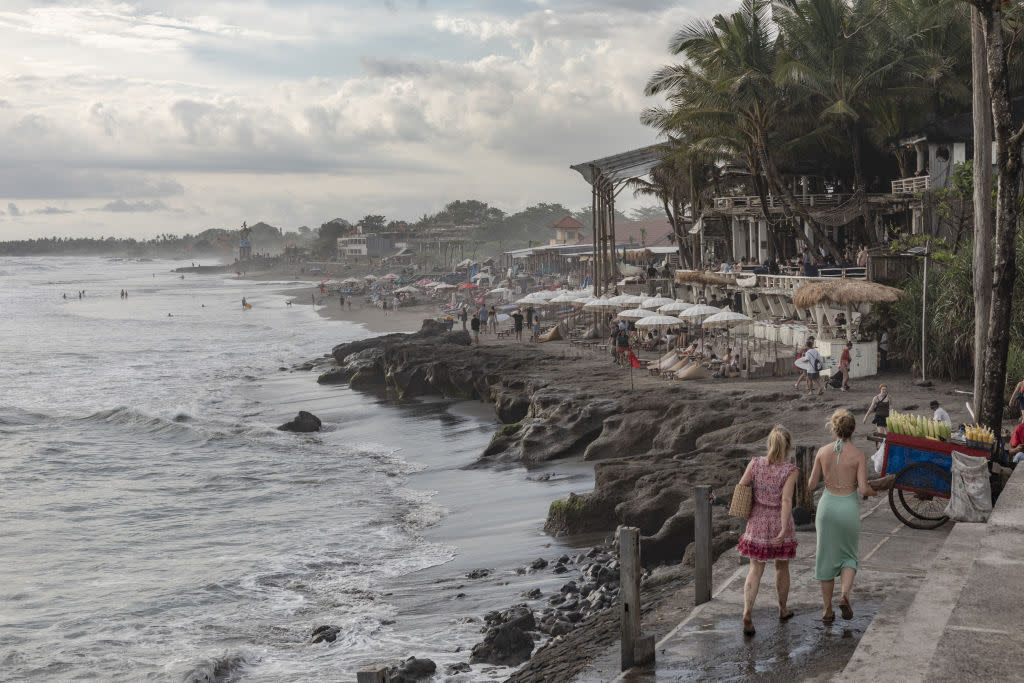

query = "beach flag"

[{"left": 628, "top": 349, "right": 643, "bottom": 369}]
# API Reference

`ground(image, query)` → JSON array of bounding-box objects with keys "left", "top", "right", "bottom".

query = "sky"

[{"left": 0, "top": 0, "right": 723, "bottom": 239}]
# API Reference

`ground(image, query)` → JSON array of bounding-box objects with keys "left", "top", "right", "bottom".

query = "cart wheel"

[{"left": 888, "top": 462, "right": 951, "bottom": 530}]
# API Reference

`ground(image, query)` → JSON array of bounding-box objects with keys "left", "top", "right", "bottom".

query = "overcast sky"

[{"left": 0, "top": 0, "right": 722, "bottom": 239}]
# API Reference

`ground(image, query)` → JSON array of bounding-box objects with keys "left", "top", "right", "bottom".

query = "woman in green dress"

[{"left": 808, "top": 409, "right": 882, "bottom": 621}]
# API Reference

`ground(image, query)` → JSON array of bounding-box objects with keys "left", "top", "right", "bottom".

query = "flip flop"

[
  {"left": 779, "top": 610, "right": 795, "bottom": 621},
  {"left": 742, "top": 617, "right": 756, "bottom": 636},
  {"left": 839, "top": 598, "right": 853, "bottom": 620},
  {"left": 822, "top": 611, "right": 835, "bottom": 623}
]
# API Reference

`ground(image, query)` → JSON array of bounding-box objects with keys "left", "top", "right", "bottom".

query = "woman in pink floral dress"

[{"left": 735, "top": 425, "right": 799, "bottom": 635}]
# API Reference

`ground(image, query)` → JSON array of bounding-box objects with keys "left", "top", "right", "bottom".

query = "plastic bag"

[
  {"left": 870, "top": 439, "right": 886, "bottom": 475},
  {"left": 944, "top": 451, "right": 993, "bottom": 523}
]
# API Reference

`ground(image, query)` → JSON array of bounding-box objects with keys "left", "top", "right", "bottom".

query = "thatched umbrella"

[
  {"left": 792, "top": 280, "right": 903, "bottom": 341},
  {"left": 673, "top": 271, "right": 735, "bottom": 287}
]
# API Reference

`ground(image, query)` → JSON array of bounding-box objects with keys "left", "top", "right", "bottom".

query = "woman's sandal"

[
  {"left": 742, "top": 616, "right": 756, "bottom": 636},
  {"left": 839, "top": 597, "right": 854, "bottom": 620}
]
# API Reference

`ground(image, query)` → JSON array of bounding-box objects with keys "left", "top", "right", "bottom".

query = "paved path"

[{"left": 572, "top": 494, "right": 953, "bottom": 682}]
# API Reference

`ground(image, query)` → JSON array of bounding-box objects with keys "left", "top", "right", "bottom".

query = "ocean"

[{"left": 0, "top": 257, "right": 593, "bottom": 681}]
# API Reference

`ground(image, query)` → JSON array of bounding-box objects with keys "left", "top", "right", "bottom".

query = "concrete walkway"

[
  {"left": 572, "top": 494, "right": 954, "bottom": 682},
  {"left": 841, "top": 465, "right": 1024, "bottom": 682}
]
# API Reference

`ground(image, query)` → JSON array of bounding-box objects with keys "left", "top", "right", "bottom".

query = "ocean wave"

[
  {"left": 81, "top": 406, "right": 206, "bottom": 441},
  {"left": 0, "top": 406, "right": 50, "bottom": 426},
  {"left": 181, "top": 652, "right": 251, "bottom": 683}
]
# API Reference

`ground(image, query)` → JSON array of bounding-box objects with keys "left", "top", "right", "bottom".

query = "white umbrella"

[
  {"left": 616, "top": 308, "right": 659, "bottom": 321},
  {"left": 658, "top": 300, "right": 694, "bottom": 315},
  {"left": 574, "top": 294, "right": 597, "bottom": 304},
  {"left": 614, "top": 294, "right": 647, "bottom": 308},
  {"left": 679, "top": 304, "right": 721, "bottom": 319},
  {"left": 701, "top": 310, "right": 753, "bottom": 328},
  {"left": 532, "top": 290, "right": 562, "bottom": 300},
  {"left": 515, "top": 296, "right": 548, "bottom": 306},
  {"left": 363, "top": 274, "right": 378, "bottom": 280},
  {"left": 634, "top": 314, "right": 685, "bottom": 330},
  {"left": 583, "top": 296, "right": 618, "bottom": 312},
  {"left": 550, "top": 292, "right": 580, "bottom": 304},
  {"left": 642, "top": 296, "right": 676, "bottom": 309},
  {"left": 394, "top": 285, "right": 420, "bottom": 294},
  {"left": 434, "top": 283, "right": 457, "bottom": 291},
  {"left": 488, "top": 287, "right": 513, "bottom": 297}
]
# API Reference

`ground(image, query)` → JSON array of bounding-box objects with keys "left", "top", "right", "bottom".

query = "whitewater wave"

[{"left": 182, "top": 652, "right": 252, "bottom": 683}]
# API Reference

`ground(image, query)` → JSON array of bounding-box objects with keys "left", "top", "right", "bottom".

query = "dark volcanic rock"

[
  {"left": 530, "top": 557, "right": 548, "bottom": 570},
  {"left": 466, "top": 568, "right": 491, "bottom": 580},
  {"left": 446, "top": 662, "right": 472, "bottom": 674},
  {"left": 470, "top": 624, "right": 534, "bottom": 666},
  {"left": 309, "top": 625, "right": 340, "bottom": 644},
  {"left": 388, "top": 656, "right": 436, "bottom": 682},
  {"left": 278, "top": 410, "right": 322, "bottom": 432}
]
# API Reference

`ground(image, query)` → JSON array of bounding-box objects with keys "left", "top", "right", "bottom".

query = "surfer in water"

[{"left": 241, "top": 297, "right": 247, "bottom": 309}]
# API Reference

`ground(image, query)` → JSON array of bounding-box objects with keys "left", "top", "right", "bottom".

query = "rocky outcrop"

[
  {"left": 470, "top": 604, "right": 536, "bottom": 666},
  {"left": 278, "top": 410, "right": 322, "bottom": 432},
  {"left": 388, "top": 657, "right": 436, "bottom": 682}
]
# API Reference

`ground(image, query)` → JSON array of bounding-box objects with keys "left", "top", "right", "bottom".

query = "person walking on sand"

[
  {"left": 808, "top": 410, "right": 882, "bottom": 622},
  {"left": 479, "top": 305, "right": 489, "bottom": 334},
  {"left": 838, "top": 341, "right": 852, "bottom": 391},
  {"left": 470, "top": 312, "right": 481, "bottom": 345},
  {"left": 862, "top": 384, "right": 891, "bottom": 434},
  {"left": 459, "top": 307, "right": 468, "bottom": 330},
  {"left": 512, "top": 309, "right": 524, "bottom": 343},
  {"left": 736, "top": 425, "right": 800, "bottom": 636},
  {"left": 489, "top": 306, "right": 497, "bottom": 334},
  {"left": 793, "top": 337, "right": 813, "bottom": 391},
  {"left": 802, "top": 340, "right": 824, "bottom": 395}
]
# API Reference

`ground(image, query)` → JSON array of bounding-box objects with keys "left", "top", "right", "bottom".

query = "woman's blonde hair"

[
  {"left": 766, "top": 425, "right": 792, "bottom": 465},
  {"left": 829, "top": 409, "right": 856, "bottom": 439}
]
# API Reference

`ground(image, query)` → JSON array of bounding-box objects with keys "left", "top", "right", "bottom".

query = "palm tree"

[{"left": 644, "top": 0, "right": 846, "bottom": 261}]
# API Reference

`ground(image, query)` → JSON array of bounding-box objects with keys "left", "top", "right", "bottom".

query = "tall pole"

[
  {"left": 971, "top": 7, "right": 993, "bottom": 413},
  {"left": 921, "top": 240, "right": 929, "bottom": 383}
]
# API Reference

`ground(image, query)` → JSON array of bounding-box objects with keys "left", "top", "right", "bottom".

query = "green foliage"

[{"left": 881, "top": 231, "right": 1024, "bottom": 396}]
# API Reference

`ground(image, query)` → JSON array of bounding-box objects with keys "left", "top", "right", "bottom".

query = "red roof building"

[{"left": 550, "top": 215, "right": 586, "bottom": 245}]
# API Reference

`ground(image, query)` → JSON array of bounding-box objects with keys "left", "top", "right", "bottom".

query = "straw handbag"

[{"left": 729, "top": 482, "right": 753, "bottom": 519}]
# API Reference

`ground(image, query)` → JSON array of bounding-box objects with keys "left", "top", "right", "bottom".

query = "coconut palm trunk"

[
  {"left": 974, "top": 0, "right": 1023, "bottom": 432},
  {"left": 971, "top": 7, "right": 993, "bottom": 415}
]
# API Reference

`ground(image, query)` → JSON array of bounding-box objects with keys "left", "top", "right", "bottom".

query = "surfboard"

[{"left": 243, "top": 303, "right": 252, "bottom": 309}]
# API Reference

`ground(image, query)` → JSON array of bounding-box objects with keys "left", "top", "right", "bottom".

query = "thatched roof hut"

[
  {"left": 792, "top": 280, "right": 903, "bottom": 309},
  {"left": 674, "top": 270, "right": 735, "bottom": 287}
]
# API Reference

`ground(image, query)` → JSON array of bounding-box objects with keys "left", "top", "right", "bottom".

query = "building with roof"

[{"left": 550, "top": 216, "right": 586, "bottom": 245}]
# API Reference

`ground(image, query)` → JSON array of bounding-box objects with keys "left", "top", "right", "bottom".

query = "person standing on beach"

[
  {"left": 862, "top": 384, "right": 891, "bottom": 434},
  {"left": 809, "top": 410, "right": 882, "bottom": 622},
  {"left": 512, "top": 310, "right": 524, "bottom": 342},
  {"left": 478, "top": 306, "right": 488, "bottom": 334},
  {"left": 793, "top": 338, "right": 813, "bottom": 391},
  {"left": 802, "top": 340, "right": 823, "bottom": 395},
  {"left": 470, "top": 312, "right": 481, "bottom": 345},
  {"left": 489, "top": 306, "right": 497, "bottom": 334},
  {"left": 525, "top": 306, "right": 535, "bottom": 331},
  {"left": 459, "top": 307, "right": 468, "bottom": 330},
  {"left": 339, "top": 294, "right": 345, "bottom": 308},
  {"left": 838, "top": 341, "right": 852, "bottom": 391},
  {"left": 736, "top": 425, "right": 799, "bottom": 635},
  {"left": 242, "top": 297, "right": 247, "bottom": 309}
]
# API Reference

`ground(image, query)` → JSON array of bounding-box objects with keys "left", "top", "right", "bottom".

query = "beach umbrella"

[
  {"left": 434, "top": 283, "right": 457, "bottom": 291},
  {"left": 642, "top": 296, "right": 676, "bottom": 310},
  {"left": 678, "top": 304, "right": 721, "bottom": 319},
  {"left": 634, "top": 314, "right": 684, "bottom": 330},
  {"left": 701, "top": 310, "right": 753, "bottom": 328},
  {"left": 550, "top": 292, "right": 580, "bottom": 304},
  {"left": 488, "top": 287, "right": 513, "bottom": 297},
  {"left": 582, "top": 296, "right": 618, "bottom": 313},
  {"left": 363, "top": 274, "right": 377, "bottom": 280},
  {"left": 382, "top": 273, "right": 399, "bottom": 280},
  {"left": 459, "top": 283, "right": 479, "bottom": 290},
  {"left": 574, "top": 294, "right": 597, "bottom": 304},
  {"left": 515, "top": 296, "right": 548, "bottom": 306},
  {"left": 394, "top": 285, "right": 420, "bottom": 294},
  {"left": 496, "top": 313, "right": 511, "bottom": 323},
  {"left": 658, "top": 300, "right": 694, "bottom": 315},
  {"left": 616, "top": 308, "right": 659, "bottom": 321},
  {"left": 679, "top": 304, "right": 721, "bottom": 352}
]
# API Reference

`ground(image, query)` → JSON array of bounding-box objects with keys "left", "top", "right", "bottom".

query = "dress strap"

[{"left": 833, "top": 439, "right": 844, "bottom": 465}]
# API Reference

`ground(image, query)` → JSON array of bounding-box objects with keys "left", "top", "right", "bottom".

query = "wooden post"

[
  {"left": 794, "top": 446, "right": 815, "bottom": 511},
  {"left": 356, "top": 667, "right": 390, "bottom": 683},
  {"left": 694, "top": 485, "right": 712, "bottom": 605},
  {"left": 619, "top": 526, "right": 642, "bottom": 670}
]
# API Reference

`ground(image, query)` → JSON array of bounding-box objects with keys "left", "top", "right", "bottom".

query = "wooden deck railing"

[{"left": 891, "top": 176, "right": 930, "bottom": 194}]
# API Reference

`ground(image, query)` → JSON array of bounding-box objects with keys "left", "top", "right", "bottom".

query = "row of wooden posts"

[{"left": 357, "top": 449, "right": 819, "bottom": 680}]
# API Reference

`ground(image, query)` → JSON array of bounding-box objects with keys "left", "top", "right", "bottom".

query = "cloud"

[
  {"left": 8, "top": 202, "right": 21, "bottom": 216},
  {"left": 33, "top": 206, "right": 72, "bottom": 214},
  {"left": 93, "top": 199, "right": 169, "bottom": 213}
]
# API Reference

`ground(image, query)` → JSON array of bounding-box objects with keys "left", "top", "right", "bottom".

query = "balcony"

[{"left": 891, "top": 175, "right": 930, "bottom": 194}]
